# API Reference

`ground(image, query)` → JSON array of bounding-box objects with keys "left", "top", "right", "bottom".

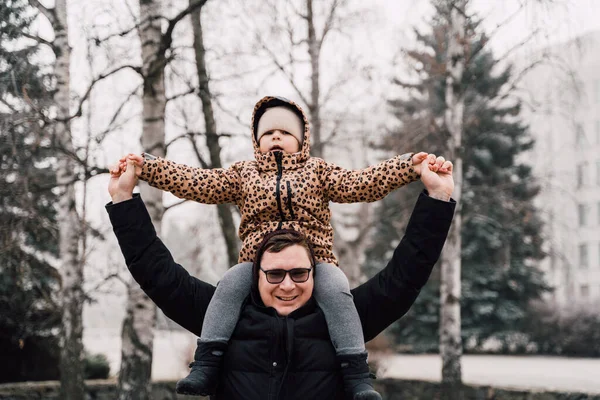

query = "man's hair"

[{"left": 252, "top": 229, "right": 316, "bottom": 287}]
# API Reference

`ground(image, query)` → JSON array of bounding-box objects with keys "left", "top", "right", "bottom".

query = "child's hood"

[{"left": 251, "top": 96, "right": 311, "bottom": 170}]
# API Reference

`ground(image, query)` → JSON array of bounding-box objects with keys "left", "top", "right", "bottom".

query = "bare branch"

[
  {"left": 321, "top": 75, "right": 350, "bottom": 106},
  {"left": 484, "top": 2, "right": 526, "bottom": 43},
  {"left": 319, "top": 0, "right": 342, "bottom": 51},
  {"left": 255, "top": 33, "right": 310, "bottom": 105},
  {"left": 160, "top": 0, "right": 210, "bottom": 58},
  {"left": 187, "top": 132, "right": 210, "bottom": 169},
  {"left": 56, "top": 65, "right": 142, "bottom": 123},
  {"left": 490, "top": 55, "right": 554, "bottom": 107},
  {"left": 84, "top": 273, "right": 126, "bottom": 298},
  {"left": 27, "top": 0, "right": 55, "bottom": 25},
  {"left": 291, "top": 1, "right": 307, "bottom": 20},
  {"left": 164, "top": 199, "right": 188, "bottom": 211},
  {"left": 166, "top": 87, "right": 198, "bottom": 103},
  {"left": 0, "top": 97, "right": 18, "bottom": 113},
  {"left": 94, "top": 85, "right": 142, "bottom": 144},
  {"left": 21, "top": 31, "right": 54, "bottom": 49},
  {"left": 494, "top": 28, "right": 541, "bottom": 62},
  {"left": 90, "top": 15, "right": 161, "bottom": 45}
]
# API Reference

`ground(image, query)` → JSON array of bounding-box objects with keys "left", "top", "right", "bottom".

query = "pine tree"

[
  {"left": 364, "top": 5, "right": 549, "bottom": 352},
  {"left": 0, "top": 0, "right": 62, "bottom": 382}
]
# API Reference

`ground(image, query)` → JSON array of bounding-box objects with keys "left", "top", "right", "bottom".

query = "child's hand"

[
  {"left": 411, "top": 152, "right": 430, "bottom": 176},
  {"left": 117, "top": 153, "right": 144, "bottom": 177}
]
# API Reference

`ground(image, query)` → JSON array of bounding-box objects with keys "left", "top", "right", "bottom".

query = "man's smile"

[{"left": 276, "top": 295, "right": 298, "bottom": 301}]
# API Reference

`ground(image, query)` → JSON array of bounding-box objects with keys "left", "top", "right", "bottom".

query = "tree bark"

[
  {"left": 117, "top": 0, "right": 164, "bottom": 398},
  {"left": 190, "top": 4, "right": 240, "bottom": 267},
  {"left": 440, "top": 1, "right": 466, "bottom": 399},
  {"left": 306, "top": 0, "right": 322, "bottom": 158},
  {"left": 47, "top": 0, "right": 86, "bottom": 398}
]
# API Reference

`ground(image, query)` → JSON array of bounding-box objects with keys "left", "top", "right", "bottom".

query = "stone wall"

[
  {"left": 1, "top": 379, "right": 599, "bottom": 399},
  {"left": 0, "top": 380, "right": 206, "bottom": 400}
]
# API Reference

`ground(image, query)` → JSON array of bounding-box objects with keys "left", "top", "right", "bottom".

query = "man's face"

[{"left": 258, "top": 244, "right": 314, "bottom": 316}]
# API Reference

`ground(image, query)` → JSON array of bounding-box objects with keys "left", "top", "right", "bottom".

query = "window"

[
  {"left": 576, "top": 125, "right": 586, "bottom": 147},
  {"left": 577, "top": 163, "right": 585, "bottom": 188},
  {"left": 578, "top": 203, "right": 587, "bottom": 226},
  {"left": 567, "top": 283, "right": 575, "bottom": 298},
  {"left": 579, "top": 243, "right": 588, "bottom": 268},
  {"left": 581, "top": 284, "right": 589, "bottom": 298}
]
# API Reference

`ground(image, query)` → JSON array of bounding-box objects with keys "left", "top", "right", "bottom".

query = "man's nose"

[{"left": 279, "top": 274, "right": 295, "bottom": 290}]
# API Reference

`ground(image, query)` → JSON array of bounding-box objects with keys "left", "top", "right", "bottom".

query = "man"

[{"left": 106, "top": 155, "right": 455, "bottom": 399}]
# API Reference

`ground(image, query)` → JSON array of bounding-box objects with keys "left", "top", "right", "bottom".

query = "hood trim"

[{"left": 251, "top": 96, "right": 311, "bottom": 171}]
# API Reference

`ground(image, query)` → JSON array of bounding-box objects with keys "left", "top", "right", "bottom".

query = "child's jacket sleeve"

[
  {"left": 140, "top": 156, "right": 242, "bottom": 204},
  {"left": 322, "top": 153, "right": 419, "bottom": 203}
]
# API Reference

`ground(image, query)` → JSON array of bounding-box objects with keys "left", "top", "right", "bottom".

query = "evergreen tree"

[
  {"left": 0, "top": 0, "right": 61, "bottom": 381},
  {"left": 364, "top": 5, "right": 549, "bottom": 352}
]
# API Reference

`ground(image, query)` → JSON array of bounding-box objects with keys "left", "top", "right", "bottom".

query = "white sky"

[{"left": 381, "top": 0, "right": 600, "bottom": 54}]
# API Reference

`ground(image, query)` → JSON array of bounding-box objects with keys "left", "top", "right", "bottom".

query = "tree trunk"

[
  {"left": 333, "top": 203, "right": 371, "bottom": 286},
  {"left": 306, "top": 0, "right": 322, "bottom": 158},
  {"left": 440, "top": 1, "right": 466, "bottom": 399},
  {"left": 117, "top": 0, "right": 164, "bottom": 398},
  {"left": 50, "top": 0, "right": 86, "bottom": 398},
  {"left": 191, "top": 4, "right": 239, "bottom": 267}
]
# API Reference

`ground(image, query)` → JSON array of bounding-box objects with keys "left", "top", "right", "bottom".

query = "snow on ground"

[{"left": 376, "top": 354, "right": 600, "bottom": 394}]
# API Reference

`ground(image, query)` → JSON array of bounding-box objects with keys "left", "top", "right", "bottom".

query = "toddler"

[{"left": 120, "top": 96, "right": 431, "bottom": 399}]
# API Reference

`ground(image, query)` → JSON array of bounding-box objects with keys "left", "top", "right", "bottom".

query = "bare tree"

[
  {"left": 26, "top": 0, "right": 85, "bottom": 397},
  {"left": 116, "top": 0, "right": 164, "bottom": 397},
  {"left": 115, "top": 1, "right": 209, "bottom": 397},
  {"left": 439, "top": 1, "right": 466, "bottom": 398},
  {"left": 190, "top": 3, "right": 240, "bottom": 266}
]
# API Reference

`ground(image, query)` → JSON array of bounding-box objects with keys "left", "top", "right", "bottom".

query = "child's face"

[{"left": 259, "top": 129, "right": 301, "bottom": 154}]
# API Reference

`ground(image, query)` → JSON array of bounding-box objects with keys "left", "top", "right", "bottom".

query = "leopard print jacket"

[{"left": 139, "top": 96, "right": 419, "bottom": 265}]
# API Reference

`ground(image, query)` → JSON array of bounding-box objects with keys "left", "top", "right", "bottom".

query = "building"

[{"left": 520, "top": 31, "right": 600, "bottom": 308}]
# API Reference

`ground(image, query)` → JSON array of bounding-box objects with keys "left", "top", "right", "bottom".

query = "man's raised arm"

[
  {"left": 106, "top": 160, "right": 216, "bottom": 336},
  {"left": 351, "top": 155, "right": 456, "bottom": 341}
]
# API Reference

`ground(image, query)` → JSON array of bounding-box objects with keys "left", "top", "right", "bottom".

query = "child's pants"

[{"left": 200, "top": 262, "right": 366, "bottom": 355}]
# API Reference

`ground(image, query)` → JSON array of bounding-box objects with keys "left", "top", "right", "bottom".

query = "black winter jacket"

[{"left": 106, "top": 191, "right": 455, "bottom": 399}]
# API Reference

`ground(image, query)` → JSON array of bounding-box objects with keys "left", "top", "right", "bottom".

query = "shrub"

[
  {"left": 522, "top": 304, "right": 600, "bottom": 357},
  {"left": 84, "top": 353, "right": 110, "bottom": 379}
]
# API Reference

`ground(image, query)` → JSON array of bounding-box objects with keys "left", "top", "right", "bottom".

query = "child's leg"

[
  {"left": 313, "top": 263, "right": 365, "bottom": 355},
  {"left": 176, "top": 262, "right": 253, "bottom": 395},
  {"left": 314, "top": 263, "right": 381, "bottom": 399},
  {"left": 200, "top": 262, "right": 253, "bottom": 342}
]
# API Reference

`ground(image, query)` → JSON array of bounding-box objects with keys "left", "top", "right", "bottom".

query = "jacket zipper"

[
  {"left": 286, "top": 181, "right": 295, "bottom": 220},
  {"left": 274, "top": 152, "right": 286, "bottom": 229},
  {"left": 276, "top": 316, "right": 294, "bottom": 399}
]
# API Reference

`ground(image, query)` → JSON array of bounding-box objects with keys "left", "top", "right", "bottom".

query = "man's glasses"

[{"left": 259, "top": 267, "right": 313, "bottom": 284}]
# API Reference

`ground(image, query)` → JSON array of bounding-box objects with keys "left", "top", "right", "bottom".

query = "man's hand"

[
  {"left": 117, "top": 153, "right": 144, "bottom": 177},
  {"left": 420, "top": 154, "right": 454, "bottom": 201},
  {"left": 108, "top": 159, "right": 139, "bottom": 203}
]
